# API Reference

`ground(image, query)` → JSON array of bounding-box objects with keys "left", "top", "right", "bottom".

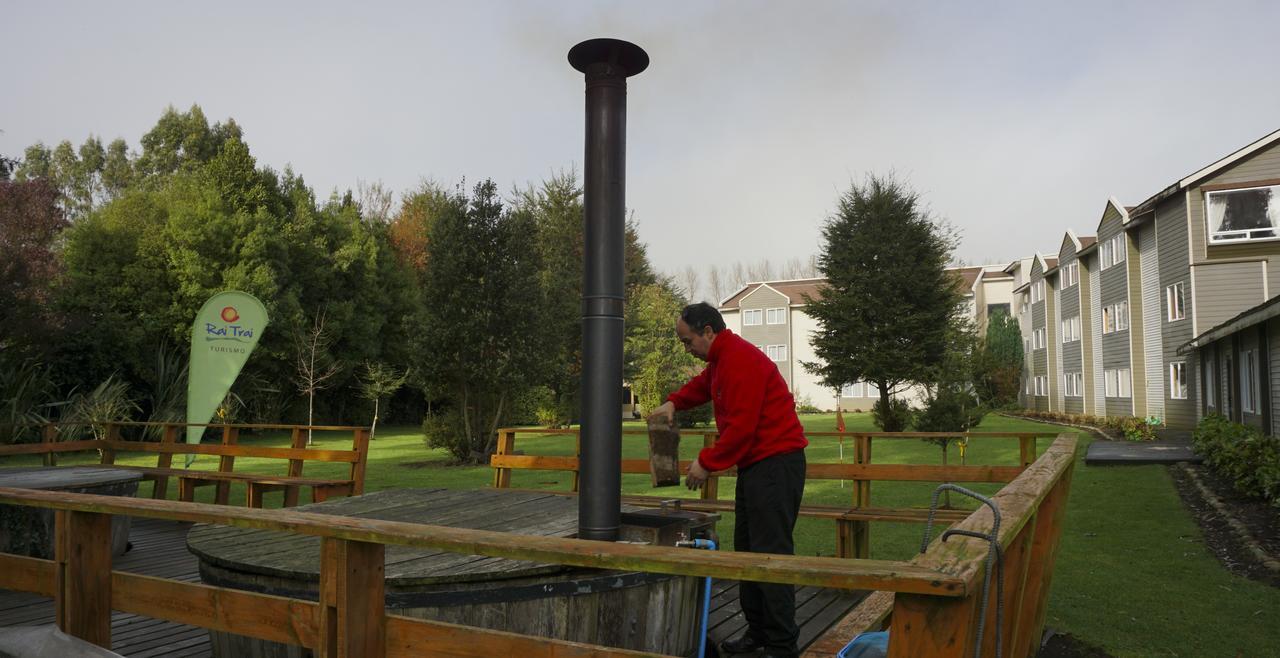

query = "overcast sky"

[{"left": 5, "top": 1, "right": 1279, "bottom": 278}]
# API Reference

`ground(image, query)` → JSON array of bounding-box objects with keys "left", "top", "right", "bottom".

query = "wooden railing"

[
  {"left": 0, "top": 434, "right": 1076, "bottom": 657},
  {"left": 491, "top": 428, "right": 1055, "bottom": 558},
  {"left": 0, "top": 422, "right": 371, "bottom": 507}
]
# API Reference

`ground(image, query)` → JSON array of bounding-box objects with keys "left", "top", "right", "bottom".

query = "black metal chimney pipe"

[{"left": 568, "top": 38, "right": 648, "bottom": 542}]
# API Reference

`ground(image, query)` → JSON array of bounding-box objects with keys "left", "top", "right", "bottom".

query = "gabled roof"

[
  {"left": 1128, "top": 127, "right": 1280, "bottom": 222},
  {"left": 719, "top": 278, "right": 825, "bottom": 309},
  {"left": 1099, "top": 197, "right": 1132, "bottom": 229}
]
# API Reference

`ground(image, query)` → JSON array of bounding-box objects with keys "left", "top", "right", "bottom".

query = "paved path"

[{"left": 1086, "top": 436, "right": 1203, "bottom": 465}]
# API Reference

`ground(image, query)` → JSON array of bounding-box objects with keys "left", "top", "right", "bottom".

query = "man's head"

[{"left": 676, "top": 302, "right": 725, "bottom": 361}]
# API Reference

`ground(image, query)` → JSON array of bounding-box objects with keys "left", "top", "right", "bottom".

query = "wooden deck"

[{"left": 0, "top": 517, "right": 864, "bottom": 656}]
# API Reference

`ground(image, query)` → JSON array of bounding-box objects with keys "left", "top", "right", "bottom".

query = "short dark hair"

[{"left": 681, "top": 302, "right": 725, "bottom": 334}]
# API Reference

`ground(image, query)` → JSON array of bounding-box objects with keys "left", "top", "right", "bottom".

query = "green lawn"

[{"left": 5, "top": 414, "right": 1277, "bottom": 656}]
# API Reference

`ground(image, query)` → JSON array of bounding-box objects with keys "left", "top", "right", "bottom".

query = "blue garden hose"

[{"left": 676, "top": 537, "right": 717, "bottom": 658}]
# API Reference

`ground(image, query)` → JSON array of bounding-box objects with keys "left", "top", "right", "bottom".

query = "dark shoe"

[{"left": 720, "top": 633, "right": 766, "bottom": 655}]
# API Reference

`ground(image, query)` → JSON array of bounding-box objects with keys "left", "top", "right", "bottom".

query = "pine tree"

[{"left": 802, "top": 174, "right": 962, "bottom": 431}]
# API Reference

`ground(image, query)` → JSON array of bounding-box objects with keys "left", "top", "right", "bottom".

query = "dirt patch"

[
  {"left": 1038, "top": 631, "right": 1114, "bottom": 658},
  {"left": 1168, "top": 463, "right": 1280, "bottom": 588},
  {"left": 400, "top": 460, "right": 449, "bottom": 469}
]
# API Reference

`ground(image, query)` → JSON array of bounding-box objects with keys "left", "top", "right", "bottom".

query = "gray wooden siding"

[
  {"left": 1051, "top": 283, "right": 1062, "bottom": 410},
  {"left": 1188, "top": 141, "right": 1280, "bottom": 265},
  {"left": 1271, "top": 319, "right": 1280, "bottom": 435},
  {"left": 739, "top": 286, "right": 792, "bottom": 387},
  {"left": 1089, "top": 261, "right": 1105, "bottom": 415},
  {"left": 1192, "top": 261, "right": 1267, "bottom": 330},
  {"left": 1140, "top": 222, "right": 1163, "bottom": 419},
  {"left": 1157, "top": 194, "right": 1198, "bottom": 428}
]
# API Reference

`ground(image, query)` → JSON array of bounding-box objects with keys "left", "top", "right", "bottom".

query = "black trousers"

[{"left": 733, "top": 449, "right": 806, "bottom": 650}]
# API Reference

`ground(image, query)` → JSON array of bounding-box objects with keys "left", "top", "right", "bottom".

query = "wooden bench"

[
  {"left": 490, "top": 427, "right": 1055, "bottom": 558},
  {"left": 0, "top": 422, "right": 370, "bottom": 508}
]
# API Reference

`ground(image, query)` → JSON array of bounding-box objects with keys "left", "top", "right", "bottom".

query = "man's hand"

[
  {"left": 686, "top": 459, "right": 709, "bottom": 491},
  {"left": 647, "top": 401, "right": 675, "bottom": 427}
]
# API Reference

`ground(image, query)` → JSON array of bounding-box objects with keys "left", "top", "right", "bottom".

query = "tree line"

[{"left": 0, "top": 105, "right": 707, "bottom": 460}]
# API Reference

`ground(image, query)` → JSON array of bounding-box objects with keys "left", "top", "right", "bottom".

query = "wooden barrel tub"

[
  {"left": 0, "top": 466, "right": 141, "bottom": 558},
  {"left": 187, "top": 489, "right": 712, "bottom": 657}
]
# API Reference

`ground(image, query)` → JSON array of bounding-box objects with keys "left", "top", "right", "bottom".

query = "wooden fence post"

[
  {"left": 571, "top": 430, "right": 581, "bottom": 493},
  {"left": 318, "top": 538, "right": 385, "bottom": 658},
  {"left": 1010, "top": 464, "right": 1074, "bottom": 657},
  {"left": 55, "top": 510, "right": 113, "bottom": 648},
  {"left": 41, "top": 423, "right": 58, "bottom": 467},
  {"left": 701, "top": 433, "right": 719, "bottom": 500},
  {"left": 215, "top": 426, "right": 239, "bottom": 505},
  {"left": 152, "top": 424, "right": 178, "bottom": 499},
  {"left": 492, "top": 430, "right": 515, "bottom": 489},
  {"left": 100, "top": 423, "right": 119, "bottom": 465},
  {"left": 847, "top": 435, "right": 872, "bottom": 559},
  {"left": 887, "top": 591, "right": 980, "bottom": 658},
  {"left": 284, "top": 427, "right": 309, "bottom": 507},
  {"left": 1019, "top": 435, "right": 1036, "bottom": 468},
  {"left": 350, "top": 428, "right": 371, "bottom": 496}
]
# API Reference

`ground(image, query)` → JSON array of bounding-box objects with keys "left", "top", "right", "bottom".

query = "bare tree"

[
  {"left": 357, "top": 179, "right": 395, "bottom": 224},
  {"left": 679, "top": 265, "right": 702, "bottom": 303},
  {"left": 706, "top": 265, "right": 726, "bottom": 303},
  {"left": 730, "top": 261, "right": 749, "bottom": 289},
  {"left": 746, "top": 258, "right": 776, "bottom": 283},
  {"left": 293, "top": 310, "right": 342, "bottom": 445}
]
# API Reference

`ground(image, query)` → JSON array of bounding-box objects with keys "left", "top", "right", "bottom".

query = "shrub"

[
  {"left": 508, "top": 386, "right": 555, "bottom": 427},
  {"left": 676, "top": 404, "right": 713, "bottom": 428},
  {"left": 1194, "top": 414, "right": 1280, "bottom": 507},
  {"left": 422, "top": 408, "right": 468, "bottom": 462},
  {"left": 795, "top": 396, "right": 822, "bottom": 415},
  {"left": 872, "top": 397, "right": 914, "bottom": 432}
]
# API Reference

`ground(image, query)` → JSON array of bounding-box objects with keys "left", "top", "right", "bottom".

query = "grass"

[{"left": 4, "top": 414, "right": 1277, "bottom": 655}]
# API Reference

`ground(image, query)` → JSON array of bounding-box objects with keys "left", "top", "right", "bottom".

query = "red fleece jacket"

[{"left": 667, "top": 328, "right": 808, "bottom": 471}]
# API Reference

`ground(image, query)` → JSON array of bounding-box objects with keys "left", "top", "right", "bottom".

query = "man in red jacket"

[{"left": 649, "top": 302, "right": 808, "bottom": 658}]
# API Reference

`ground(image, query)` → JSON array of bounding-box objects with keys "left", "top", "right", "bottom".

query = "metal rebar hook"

[{"left": 919, "top": 483, "right": 1003, "bottom": 658}]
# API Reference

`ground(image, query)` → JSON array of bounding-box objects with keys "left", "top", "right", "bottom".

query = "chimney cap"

[{"left": 568, "top": 38, "right": 649, "bottom": 76}]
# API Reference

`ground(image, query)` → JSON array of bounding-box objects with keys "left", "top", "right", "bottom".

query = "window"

[
  {"left": 1166, "top": 282, "right": 1186, "bottom": 322},
  {"left": 866, "top": 381, "right": 880, "bottom": 397},
  {"left": 1064, "top": 372, "right": 1083, "bottom": 397},
  {"left": 1062, "top": 262, "right": 1079, "bottom": 288},
  {"left": 766, "top": 307, "right": 787, "bottom": 325},
  {"left": 841, "top": 383, "right": 863, "bottom": 398},
  {"left": 766, "top": 344, "right": 787, "bottom": 361},
  {"left": 1031, "top": 280, "right": 1045, "bottom": 303},
  {"left": 1207, "top": 184, "right": 1280, "bottom": 244},
  {"left": 1101, "top": 234, "right": 1126, "bottom": 270},
  {"left": 1104, "top": 368, "right": 1131, "bottom": 398},
  {"left": 1033, "top": 328, "right": 1046, "bottom": 350},
  {"left": 1034, "top": 375, "right": 1048, "bottom": 396},
  {"left": 1103, "top": 302, "right": 1128, "bottom": 333},
  {"left": 743, "top": 309, "right": 762, "bottom": 326},
  {"left": 1205, "top": 359, "right": 1216, "bottom": 408},
  {"left": 987, "top": 303, "right": 1010, "bottom": 317},
  {"left": 1242, "top": 350, "right": 1257, "bottom": 413},
  {"left": 1061, "top": 315, "right": 1080, "bottom": 343},
  {"left": 1026, "top": 377, "right": 1033, "bottom": 395},
  {"left": 1170, "top": 362, "right": 1188, "bottom": 400}
]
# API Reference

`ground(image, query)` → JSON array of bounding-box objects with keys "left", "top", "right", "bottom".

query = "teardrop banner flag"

[{"left": 186, "top": 291, "right": 268, "bottom": 460}]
